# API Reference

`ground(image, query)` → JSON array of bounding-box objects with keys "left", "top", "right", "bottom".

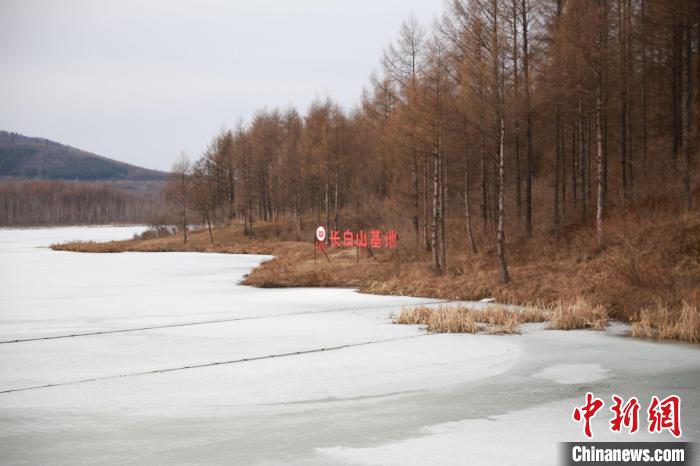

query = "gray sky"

[{"left": 0, "top": 0, "right": 439, "bottom": 171}]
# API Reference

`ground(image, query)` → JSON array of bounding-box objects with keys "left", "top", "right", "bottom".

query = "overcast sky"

[{"left": 0, "top": 0, "right": 440, "bottom": 171}]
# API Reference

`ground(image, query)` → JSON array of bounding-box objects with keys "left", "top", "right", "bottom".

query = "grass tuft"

[
  {"left": 549, "top": 298, "right": 608, "bottom": 330},
  {"left": 632, "top": 301, "right": 700, "bottom": 343},
  {"left": 394, "top": 305, "right": 550, "bottom": 335}
]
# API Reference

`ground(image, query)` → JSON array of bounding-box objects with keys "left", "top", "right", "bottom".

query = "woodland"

[
  {"left": 53, "top": 0, "right": 700, "bottom": 340},
  {"left": 0, "top": 179, "right": 163, "bottom": 226},
  {"left": 163, "top": 0, "right": 698, "bottom": 278}
]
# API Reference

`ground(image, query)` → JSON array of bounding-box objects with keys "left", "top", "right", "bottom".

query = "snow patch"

[{"left": 532, "top": 363, "right": 609, "bottom": 384}]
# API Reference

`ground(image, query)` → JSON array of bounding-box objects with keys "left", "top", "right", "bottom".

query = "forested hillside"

[
  {"left": 0, "top": 131, "right": 166, "bottom": 181},
  {"left": 0, "top": 132, "right": 166, "bottom": 225},
  {"left": 165, "top": 0, "right": 699, "bottom": 282}
]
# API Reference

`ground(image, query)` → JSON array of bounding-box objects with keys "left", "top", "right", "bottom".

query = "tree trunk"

[
  {"left": 672, "top": 17, "right": 682, "bottom": 169},
  {"left": 463, "top": 123, "right": 477, "bottom": 254},
  {"left": 522, "top": 0, "right": 534, "bottom": 237},
  {"left": 512, "top": 0, "right": 522, "bottom": 219},
  {"left": 480, "top": 123, "right": 488, "bottom": 230},
  {"left": 333, "top": 154, "right": 339, "bottom": 231},
  {"left": 640, "top": 0, "right": 648, "bottom": 161},
  {"left": 584, "top": 108, "right": 591, "bottom": 220},
  {"left": 572, "top": 113, "right": 578, "bottom": 211},
  {"left": 424, "top": 154, "right": 431, "bottom": 251},
  {"left": 625, "top": 0, "right": 633, "bottom": 191},
  {"left": 439, "top": 137, "right": 447, "bottom": 271},
  {"left": 206, "top": 212, "right": 214, "bottom": 244},
  {"left": 596, "top": 88, "right": 605, "bottom": 249},
  {"left": 182, "top": 207, "right": 188, "bottom": 244},
  {"left": 244, "top": 143, "right": 254, "bottom": 237},
  {"left": 561, "top": 113, "right": 566, "bottom": 217},
  {"left": 324, "top": 160, "right": 330, "bottom": 236},
  {"left": 595, "top": 0, "right": 608, "bottom": 249},
  {"left": 431, "top": 147, "right": 442, "bottom": 273},
  {"left": 682, "top": 13, "right": 693, "bottom": 208},
  {"left": 295, "top": 184, "right": 302, "bottom": 241},
  {"left": 413, "top": 146, "right": 420, "bottom": 247},
  {"left": 497, "top": 118, "right": 510, "bottom": 283},
  {"left": 553, "top": 105, "right": 562, "bottom": 234},
  {"left": 618, "top": 0, "right": 631, "bottom": 201},
  {"left": 552, "top": 0, "right": 563, "bottom": 234}
]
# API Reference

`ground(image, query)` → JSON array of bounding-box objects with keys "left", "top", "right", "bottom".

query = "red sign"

[
  {"left": 323, "top": 229, "right": 398, "bottom": 249},
  {"left": 315, "top": 226, "right": 326, "bottom": 242}
]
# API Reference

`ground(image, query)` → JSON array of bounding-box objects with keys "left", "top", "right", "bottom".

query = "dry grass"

[
  {"left": 549, "top": 298, "right": 608, "bottom": 330},
  {"left": 393, "top": 306, "right": 435, "bottom": 325},
  {"left": 51, "top": 207, "right": 700, "bottom": 343},
  {"left": 631, "top": 301, "right": 700, "bottom": 343},
  {"left": 355, "top": 210, "right": 700, "bottom": 329},
  {"left": 425, "top": 307, "right": 479, "bottom": 333},
  {"left": 393, "top": 305, "right": 550, "bottom": 335},
  {"left": 51, "top": 223, "right": 304, "bottom": 257},
  {"left": 482, "top": 308, "right": 520, "bottom": 334}
]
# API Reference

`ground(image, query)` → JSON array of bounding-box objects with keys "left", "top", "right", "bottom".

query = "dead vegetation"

[
  {"left": 631, "top": 301, "right": 700, "bottom": 343},
  {"left": 393, "top": 305, "right": 549, "bottom": 335},
  {"left": 50, "top": 223, "right": 302, "bottom": 256},
  {"left": 549, "top": 298, "right": 609, "bottom": 331},
  {"left": 51, "top": 208, "right": 700, "bottom": 343}
]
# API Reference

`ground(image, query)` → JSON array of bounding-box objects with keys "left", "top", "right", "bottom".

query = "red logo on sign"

[{"left": 324, "top": 229, "right": 398, "bottom": 249}]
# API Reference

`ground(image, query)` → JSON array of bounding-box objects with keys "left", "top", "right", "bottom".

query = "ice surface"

[
  {"left": 532, "top": 363, "right": 609, "bottom": 384},
  {"left": 0, "top": 226, "right": 698, "bottom": 465},
  {"left": 318, "top": 398, "right": 665, "bottom": 466},
  {"left": 0, "top": 224, "right": 148, "bottom": 249}
]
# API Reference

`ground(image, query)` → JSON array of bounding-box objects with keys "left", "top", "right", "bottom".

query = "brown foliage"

[
  {"left": 632, "top": 301, "right": 700, "bottom": 343},
  {"left": 549, "top": 298, "right": 608, "bottom": 331},
  {"left": 393, "top": 305, "right": 549, "bottom": 334},
  {"left": 54, "top": 200, "right": 700, "bottom": 343}
]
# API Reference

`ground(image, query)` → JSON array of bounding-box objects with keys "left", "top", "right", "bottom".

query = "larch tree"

[
  {"left": 164, "top": 153, "right": 191, "bottom": 244},
  {"left": 160, "top": 0, "right": 700, "bottom": 281},
  {"left": 382, "top": 14, "right": 426, "bottom": 248}
]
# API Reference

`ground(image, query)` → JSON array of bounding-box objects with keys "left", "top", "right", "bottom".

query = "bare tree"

[
  {"left": 595, "top": 0, "right": 608, "bottom": 249},
  {"left": 164, "top": 153, "right": 191, "bottom": 243},
  {"left": 522, "top": 0, "right": 534, "bottom": 237},
  {"left": 497, "top": 118, "right": 510, "bottom": 283}
]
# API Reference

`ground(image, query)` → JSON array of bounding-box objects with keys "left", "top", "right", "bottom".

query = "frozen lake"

[{"left": 0, "top": 226, "right": 698, "bottom": 465}]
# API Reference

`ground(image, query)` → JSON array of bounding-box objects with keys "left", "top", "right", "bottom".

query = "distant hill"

[{"left": 0, "top": 131, "right": 167, "bottom": 181}]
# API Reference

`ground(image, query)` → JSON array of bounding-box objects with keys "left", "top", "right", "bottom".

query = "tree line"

[
  {"left": 164, "top": 0, "right": 699, "bottom": 281},
  {"left": 0, "top": 179, "right": 164, "bottom": 226}
]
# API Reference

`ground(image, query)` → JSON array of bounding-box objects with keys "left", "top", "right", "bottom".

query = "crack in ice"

[
  {"left": 0, "top": 300, "right": 453, "bottom": 345},
  {"left": 0, "top": 334, "right": 431, "bottom": 394}
]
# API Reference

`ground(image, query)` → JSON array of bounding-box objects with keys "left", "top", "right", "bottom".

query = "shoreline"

[{"left": 48, "top": 218, "right": 700, "bottom": 344}]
